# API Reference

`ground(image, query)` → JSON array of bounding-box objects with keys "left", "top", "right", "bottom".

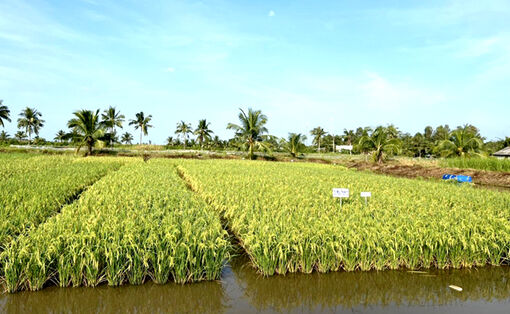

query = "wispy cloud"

[
  {"left": 385, "top": 0, "right": 510, "bottom": 27},
  {"left": 224, "top": 71, "right": 448, "bottom": 140},
  {"left": 268, "top": 10, "right": 275, "bottom": 17},
  {"left": 165, "top": 67, "right": 175, "bottom": 73}
]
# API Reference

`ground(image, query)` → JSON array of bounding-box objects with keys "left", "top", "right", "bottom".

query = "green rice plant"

[
  {"left": 1, "top": 159, "right": 230, "bottom": 292},
  {"left": 177, "top": 159, "right": 510, "bottom": 276},
  {"left": 440, "top": 157, "right": 510, "bottom": 172},
  {"left": 0, "top": 153, "right": 36, "bottom": 178},
  {"left": 0, "top": 155, "right": 124, "bottom": 253}
]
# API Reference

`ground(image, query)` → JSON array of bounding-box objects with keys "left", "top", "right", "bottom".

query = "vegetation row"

[
  {"left": 178, "top": 159, "right": 510, "bottom": 275},
  {"left": 440, "top": 157, "right": 510, "bottom": 172},
  {"left": 0, "top": 154, "right": 122, "bottom": 255},
  {"left": 1, "top": 101, "right": 508, "bottom": 163},
  {"left": 1, "top": 159, "right": 230, "bottom": 292}
]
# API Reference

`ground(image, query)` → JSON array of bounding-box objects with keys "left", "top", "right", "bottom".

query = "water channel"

[{"left": 1, "top": 257, "right": 509, "bottom": 313}]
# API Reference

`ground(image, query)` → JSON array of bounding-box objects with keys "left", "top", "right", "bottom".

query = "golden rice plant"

[
  {"left": 1, "top": 159, "right": 230, "bottom": 292},
  {"left": 177, "top": 159, "right": 510, "bottom": 276},
  {"left": 0, "top": 155, "right": 124, "bottom": 254}
]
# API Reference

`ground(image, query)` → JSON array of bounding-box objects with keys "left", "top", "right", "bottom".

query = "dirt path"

[{"left": 343, "top": 161, "right": 510, "bottom": 191}]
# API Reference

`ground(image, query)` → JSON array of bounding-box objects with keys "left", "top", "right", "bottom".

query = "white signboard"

[
  {"left": 333, "top": 188, "right": 350, "bottom": 198},
  {"left": 335, "top": 145, "right": 353, "bottom": 151},
  {"left": 360, "top": 192, "right": 372, "bottom": 197}
]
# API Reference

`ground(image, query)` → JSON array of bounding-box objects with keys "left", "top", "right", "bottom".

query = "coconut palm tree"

[
  {"left": 0, "top": 100, "right": 11, "bottom": 128},
  {"left": 166, "top": 136, "right": 174, "bottom": 147},
  {"left": 438, "top": 125, "right": 484, "bottom": 158},
  {"left": 342, "top": 129, "right": 355, "bottom": 145},
  {"left": 310, "top": 127, "right": 327, "bottom": 153},
  {"left": 129, "top": 112, "right": 152, "bottom": 145},
  {"left": 0, "top": 130, "right": 10, "bottom": 142},
  {"left": 359, "top": 126, "right": 401, "bottom": 163},
  {"left": 54, "top": 130, "right": 67, "bottom": 143},
  {"left": 194, "top": 119, "right": 214, "bottom": 150},
  {"left": 175, "top": 121, "right": 192, "bottom": 149},
  {"left": 410, "top": 133, "right": 428, "bottom": 157},
  {"left": 121, "top": 132, "right": 133, "bottom": 145},
  {"left": 284, "top": 133, "right": 307, "bottom": 158},
  {"left": 67, "top": 109, "right": 105, "bottom": 156},
  {"left": 101, "top": 106, "right": 125, "bottom": 146},
  {"left": 17, "top": 107, "right": 44, "bottom": 143},
  {"left": 227, "top": 108, "right": 270, "bottom": 160},
  {"left": 212, "top": 135, "right": 223, "bottom": 149},
  {"left": 15, "top": 131, "right": 27, "bottom": 142}
]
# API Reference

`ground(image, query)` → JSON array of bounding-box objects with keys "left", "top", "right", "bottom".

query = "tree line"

[{"left": 0, "top": 100, "right": 508, "bottom": 160}]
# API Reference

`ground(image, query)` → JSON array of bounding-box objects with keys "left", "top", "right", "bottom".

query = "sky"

[{"left": 0, "top": 0, "right": 509, "bottom": 144}]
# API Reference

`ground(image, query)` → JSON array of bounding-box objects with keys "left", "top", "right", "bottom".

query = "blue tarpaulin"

[{"left": 442, "top": 174, "right": 473, "bottom": 183}]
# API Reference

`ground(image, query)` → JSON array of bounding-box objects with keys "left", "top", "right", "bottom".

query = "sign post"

[
  {"left": 360, "top": 191, "right": 371, "bottom": 205},
  {"left": 333, "top": 188, "right": 350, "bottom": 209}
]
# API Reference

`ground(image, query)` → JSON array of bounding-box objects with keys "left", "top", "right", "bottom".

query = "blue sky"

[{"left": 1, "top": 0, "right": 509, "bottom": 144}]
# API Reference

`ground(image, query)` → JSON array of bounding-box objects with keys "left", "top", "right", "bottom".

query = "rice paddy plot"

[
  {"left": 1, "top": 159, "right": 230, "bottom": 292},
  {"left": 177, "top": 159, "right": 510, "bottom": 276},
  {"left": 0, "top": 155, "right": 124, "bottom": 253}
]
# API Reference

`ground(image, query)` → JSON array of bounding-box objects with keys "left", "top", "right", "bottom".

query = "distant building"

[
  {"left": 335, "top": 145, "right": 353, "bottom": 153},
  {"left": 493, "top": 147, "right": 510, "bottom": 159}
]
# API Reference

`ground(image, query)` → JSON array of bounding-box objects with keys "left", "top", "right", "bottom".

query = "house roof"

[{"left": 493, "top": 146, "right": 510, "bottom": 156}]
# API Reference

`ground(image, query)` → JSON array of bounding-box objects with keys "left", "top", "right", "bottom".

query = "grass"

[{"left": 440, "top": 157, "right": 510, "bottom": 172}]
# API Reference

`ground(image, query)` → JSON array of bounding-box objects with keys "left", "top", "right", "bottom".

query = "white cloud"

[
  {"left": 165, "top": 67, "right": 175, "bottom": 72},
  {"left": 268, "top": 10, "right": 275, "bottom": 17}
]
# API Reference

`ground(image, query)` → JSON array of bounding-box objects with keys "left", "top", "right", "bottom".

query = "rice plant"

[
  {"left": 1, "top": 159, "right": 230, "bottom": 292},
  {"left": 0, "top": 155, "right": 123, "bottom": 253},
  {"left": 177, "top": 159, "right": 510, "bottom": 276}
]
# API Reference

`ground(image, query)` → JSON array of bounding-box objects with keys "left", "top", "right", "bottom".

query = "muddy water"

[{"left": 1, "top": 259, "right": 509, "bottom": 313}]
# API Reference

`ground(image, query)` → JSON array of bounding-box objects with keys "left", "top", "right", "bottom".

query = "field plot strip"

[
  {"left": 177, "top": 160, "right": 510, "bottom": 276},
  {"left": 1, "top": 159, "right": 230, "bottom": 292},
  {"left": 0, "top": 156, "right": 124, "bottom": 254},
  {"left": 0, "top": 153, "right": 41, "bottom": 179}
]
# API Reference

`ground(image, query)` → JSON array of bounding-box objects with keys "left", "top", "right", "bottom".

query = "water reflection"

[
  {"left": 1, "top": 258, "right": 509, "bottom": 314},
  {"left": 0, "top": 280, "right": 226, "bottom": 314},
  {"left": 232, "top": 258, "right": 510, "bottom": 312}
]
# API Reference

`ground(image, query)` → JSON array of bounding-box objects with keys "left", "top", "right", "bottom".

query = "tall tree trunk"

[
  {"left": 140, "top": 130, "right": 143, "bottom": 145},
  {"left": 249, "top": 142, "right": 254, "bottom": 160}
]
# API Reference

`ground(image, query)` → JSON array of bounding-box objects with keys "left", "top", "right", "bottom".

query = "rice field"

[
  {"left": 1, "top": 159, "right": 230, "bottom": 292},
  {"left": 177, "top": 159, "right": 510, "bottom": 275},
  {"left": 1, "top": 154, "right": 509, "bottom": 294},
  {"left": 0, "top": 155, "right": 123, "bottom": 252}
]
